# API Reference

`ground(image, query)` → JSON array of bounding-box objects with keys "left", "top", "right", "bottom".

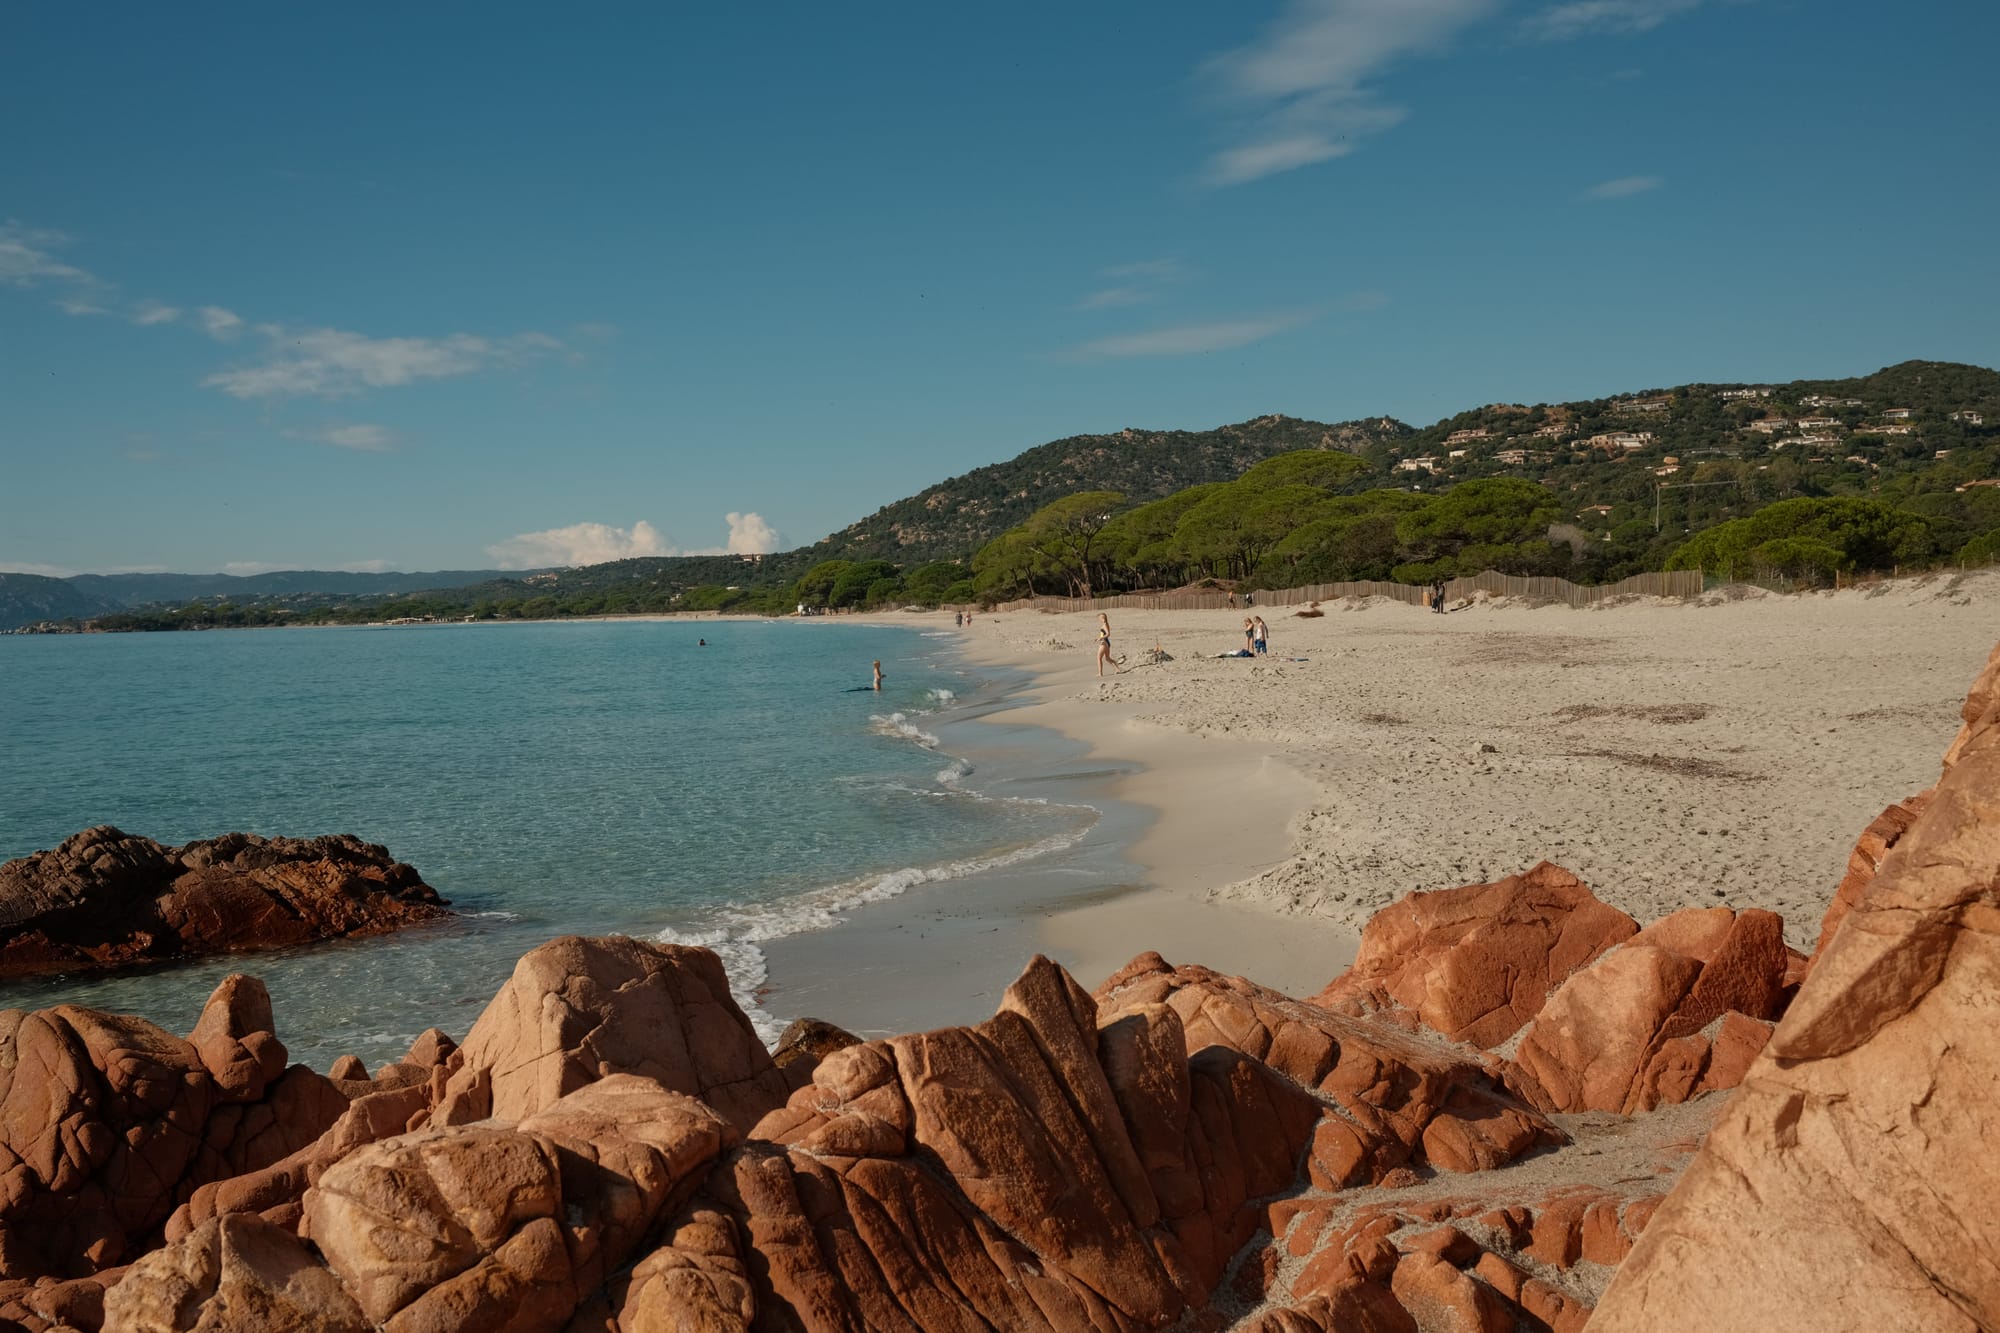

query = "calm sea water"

[{"left": 0, "top": 620, "right": 1090, "bottom": 1061}]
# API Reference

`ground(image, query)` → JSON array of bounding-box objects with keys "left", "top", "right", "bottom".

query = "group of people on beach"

[{"left": 1094, "top": 611, "right": 1269, "bottom": 676}]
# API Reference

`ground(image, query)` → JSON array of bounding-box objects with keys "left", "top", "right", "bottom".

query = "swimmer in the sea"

[{"left": 872, "top": 660, "right": 884, "bottom": 691}]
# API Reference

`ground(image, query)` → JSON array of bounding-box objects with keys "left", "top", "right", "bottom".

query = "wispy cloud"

[
  {"left": 1198, "top": 0, "right": 1498, "bottom": 185},
  {"left": 1077, "top": 286, "right": 1151, "bottom": 310},
  {"left": 1077, "top": 258, "right": 1190, "bottom": 311},
  {"left": 485, "top": 512, "right": 782, "bottom": 569},
  {"left": 1524, "top": 0, "right": 1705, "bottom": 41},
  {"left": 1581, "top": 174, "right": 1664, "bottom": 199},
  {"left": 0, "top": 222, "right": 96, "bottom": 288},
  {"left": 129, "top": 301, "right": 181, "bottom": 326},
  {"left": 1060, "top": 311, "right": 1315, "bottom": 362},
  {"left": 197, "top": 306, "right": 244, "bottom": 340},
  {"left": 287, "top": 423, "right": 398, "bottom": 452},
  {"left": 204, "top": 327, "right": 561, "bottom": 399}
]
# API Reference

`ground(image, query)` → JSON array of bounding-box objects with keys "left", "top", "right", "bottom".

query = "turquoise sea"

[{"left": 0, "top": 620, "right": 1093, "bottom": 1061}]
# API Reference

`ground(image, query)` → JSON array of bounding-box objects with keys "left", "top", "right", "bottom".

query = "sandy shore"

[{"left": 910, "top": 569, "right": 1999, "bottom": 971}]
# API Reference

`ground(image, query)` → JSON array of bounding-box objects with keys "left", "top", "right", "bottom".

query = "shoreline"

[{"left": 753, "top": 612, "right": 1357, "bottom": 1039}]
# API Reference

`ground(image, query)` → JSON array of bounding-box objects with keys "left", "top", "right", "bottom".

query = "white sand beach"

[{"left": 923, "top": 569, "right": 2000, "bottom": 992}]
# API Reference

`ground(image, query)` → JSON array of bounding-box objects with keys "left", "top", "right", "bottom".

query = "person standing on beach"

[
  {"left": 1243, "top": 617, "right": 1256, "bottom": 653},
  {"left": 872, "top": 660, "right": 884, "bottom": 691},
  {"left": 1096, "top": 613, "right": 1120, "bottom": 677},
  {"left": 1253, "top": 615, "right": 1269, "bottom": 655}
]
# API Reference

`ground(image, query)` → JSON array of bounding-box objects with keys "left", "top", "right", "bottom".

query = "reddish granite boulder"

[
  {"left": 1311, "top": 862, "right": 1637, "bottom": 1048},
  {"left": 0, "top": 975, "right": 349, "bottom": 1280},
  {"left": 102, "top": 1212, "right": 367, "bottom": 1332},
  {"left": 1098, "top": 954, "right": 1562, "bottom": 1184},
  {"left": 1503, "top": 903, "right": 1796, "bottom": 1116},
  {"left": 1811, "top": 793, "right": 1929, "bottom": 966},
  {"left": 301, "top": 1076, "right": 731, "bottom": 1332},
  {"left": 431, "top": 936, "right": 789, "bottom": 1135},
  {"left": 0, "top": 828, "right": 448, "bottom": 978},
  {"left": 1594, "top": 639, "right": 2000, "bottom": 1331}
]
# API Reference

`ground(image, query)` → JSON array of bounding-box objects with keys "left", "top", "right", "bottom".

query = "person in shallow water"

[{"left": 872, "top": 660, "right": 884, "bottom": 691}]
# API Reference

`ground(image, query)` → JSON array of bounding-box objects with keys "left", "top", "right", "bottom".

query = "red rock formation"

[
  {"left": 1502, "top": 905, "right": 1796, "bottom": 1115},
  {"left": 0, "top": 974, "right": 351, "bottom": 1283},
  {"left": 0, "top": 828, "right": 448, "bottom": 978},
  {"left": 1310, "top": 861, "right": 1638, "bottom": 1046},
  {"left": 431, "top": 935, "right": 791, "bottom": 1135},
  {"left": 1096, "top": 955, "right": 1562, "bottom": 1183},
  {"left": 1593, "top": 639, "right": 2000, "bottom": 1330},
  {"left": 1811, "top": 793, "right": 1930, "bottom": 966}
]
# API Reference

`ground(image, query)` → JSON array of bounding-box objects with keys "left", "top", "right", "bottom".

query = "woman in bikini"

[{"left": 1096, "top": 614, "right": 1120, "bottom": 677}]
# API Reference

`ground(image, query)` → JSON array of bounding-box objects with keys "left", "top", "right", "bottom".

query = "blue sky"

[{"left": 4, "top": 0, "right": 1996, "bottom": 575}]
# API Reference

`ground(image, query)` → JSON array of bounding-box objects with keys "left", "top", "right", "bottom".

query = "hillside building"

[
  {"left": 1617, "top": 397, "right": 1672, "bottom": 414},
  {"left": 1445, "top": 428, "right": 1491, "bottom": 444},
  {"left": 1882, "top": 407, "right": 1914, "bottom": 420},
  {"left": 1719, "top": 387, "right": 1772, "bottom": 400},
  {"left": 1745, "top": 418, "right": 1793, "bottom": 434},
  {"left": 1951, "top": 410, "right": 1984, "bottom": 425}
]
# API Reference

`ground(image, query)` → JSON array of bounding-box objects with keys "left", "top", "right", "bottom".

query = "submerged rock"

[{"left": 0, "top": 827, "right": 448, "bottom": 978}]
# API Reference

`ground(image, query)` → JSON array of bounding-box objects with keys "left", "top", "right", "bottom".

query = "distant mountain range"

[{"left": 0, "top": 569, "right": 526, "bottom": 631}]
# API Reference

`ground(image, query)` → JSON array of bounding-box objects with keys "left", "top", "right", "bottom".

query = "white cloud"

[
  {"left": 484, "top": 512, "right": 783, "bottom": 568},
  {"left": 722, "top": 511, "right": 780, "bottom": 554},
  {"left": 197, "top": 306, "right": 244, "bottom": 340},
  {"left": 129, "top": 301, "right": 181, "bottom": 326},
  {"left": 1060, "top": 311, "right": 1315, "bottom": 361},
  {"left": 0, "top": 222, "right": 95, "bottom": 288},
  {"left": 486, "top": 521, "right": 673, "bottom": 570},
  {"left": 287, "top": 423, "right": 398, "bottom": 452},
  {"left": 56, "top": 297, "right": 109, "bottom": 317},
  {"left": 1198, "top": 0, "right": 1497, "bottom": 185},
  {"left": 1582, "top": 174, "right": 1664, "bottom": 199},
  {"left": 1524, "top": 0, "right": 1705, "bottom": 40},
  {"left": 203, "top": 326, "right": 561, "bottom": 399}
]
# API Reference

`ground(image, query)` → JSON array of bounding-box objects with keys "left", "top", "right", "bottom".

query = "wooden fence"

[{"left": 989, "top": 568, "right": 1705, "bottom": 614}]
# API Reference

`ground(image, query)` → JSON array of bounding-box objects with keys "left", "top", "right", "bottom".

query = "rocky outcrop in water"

[
  {"left": 0, "top": 641, "right": 1992, "bottom": 1331},
  {"left": 0, "top": 828, "right": 448, "bottom": 978}
]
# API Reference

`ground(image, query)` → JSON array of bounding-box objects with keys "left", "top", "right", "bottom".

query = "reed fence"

[{"left": 988, "top": 568, "right": 1704, "bottom": 615}]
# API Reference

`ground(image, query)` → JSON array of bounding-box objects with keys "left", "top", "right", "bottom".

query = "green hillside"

[
  {"left": 0, "top": 574, "right": 120, "bottom": 631},
  {"left": 816, "top": 414, "right": 1411, "bottom": 562}
]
